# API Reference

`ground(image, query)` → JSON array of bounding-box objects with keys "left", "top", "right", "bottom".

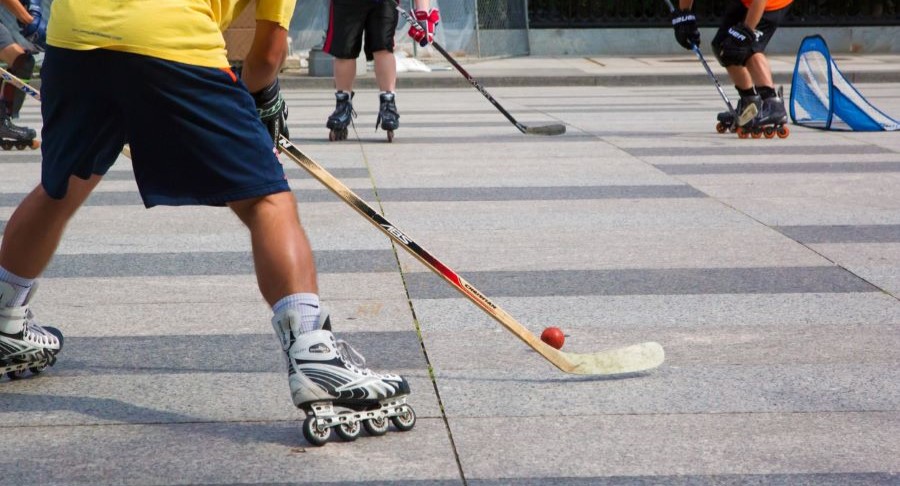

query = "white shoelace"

[
  {"left": 23, "top": 310, "right": 58, "bottom": 348},
  {"left": 334, "top": 339, "right": 368, "bottom": 371}
]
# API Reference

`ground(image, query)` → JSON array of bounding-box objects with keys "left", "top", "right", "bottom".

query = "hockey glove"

[
  {"left": 252, "top": 78, "right": 289, "bottom": 145},
  {"left": 407, "top": 8, "right": 440, "bottom": 47},
  {"left": 671, "top": 9, "right": 700, "bottom": 50},
  {"left": 716, "top": 23, "right": 758, "bottom": 67},
  {"left": 18, "top": 0, "right": 47, "bottom": 50}
]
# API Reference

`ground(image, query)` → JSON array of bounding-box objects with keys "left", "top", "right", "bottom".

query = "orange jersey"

[{"left": 741, "top": 0, "right": 793, "bottom": 10}]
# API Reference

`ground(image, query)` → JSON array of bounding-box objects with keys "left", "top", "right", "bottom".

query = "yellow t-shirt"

[{"left": 47, "top": 0, "right": 295, "bottom": 68}]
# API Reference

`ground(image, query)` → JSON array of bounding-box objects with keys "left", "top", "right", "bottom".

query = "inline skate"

[
  {"left": 741, "top": 86, "right": 790, "bottom": 139},
  {"left": 0, "top": 104, "right": 38, "bottom": 150},
  {"left": 326, "top": 91, "right": 356, "bottom": 141},
  {"left": 716, "top": 94, "right": 760, "bottom": 135},
  {"left": 376, "top": 92, "right": 399, "bottom": 142},
  {"left": 0, "top": 282, "right": 63, "bottom": 381},
  {"left": 272, "top": 308, "right": 415, "bottom": 446}
]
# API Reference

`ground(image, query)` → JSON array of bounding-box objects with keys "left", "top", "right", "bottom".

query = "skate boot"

[
  {"left": 375, "top": 92, "right": 399, "bottom": 142},
  {"left": 0, "top": 282, "right": 64, "bottom": 381},
  {"left": 272, "top": 307, "right": 416, "bottom": 446},
  {"left": 0, "top": 104, "right": 38, "bottom": 151},
  {"left": 717, "top": 94, "right": 761, "bottom": 136},
  {"left": 326, "top": 91, "right": 356, "bottom": 141},
  {"left": 747, "top": 87, "right": 790, "bottom": 139}
]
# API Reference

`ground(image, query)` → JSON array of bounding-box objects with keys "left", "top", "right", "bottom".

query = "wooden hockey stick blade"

[
  {"left": 737, "top": 103, "right": 759, "bottom": 127},
  {"left": 524, "top": 124, "right": 567, "bottom": 136},
  {"left": 277, "top": 136, "right": 665, "bottom": 376}
]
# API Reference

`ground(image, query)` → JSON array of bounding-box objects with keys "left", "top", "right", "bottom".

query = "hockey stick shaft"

[
  {"left": 278, "top": 136, "right": 663, "bottom": 375},
  {"left": 0, "top": 66, "right": 41, "bottom": 102},
  {"left": 663, "top": 0, "right": 739, "bottom": 119},
  {"left": 395, "top": 3, "right": 564, "bottom": 136}
]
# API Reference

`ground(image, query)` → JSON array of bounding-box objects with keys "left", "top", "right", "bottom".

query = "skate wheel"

[
  {"left": 390, "top": 405, "right": 416, "bottom": 432},
  {"left": 736, "top": 128, "right": 750, "bottom": 139},
  {"left": 763, "top": 127, "right": 776, "bottom": 139},
  {"left": 302, "top": 416, "right": 331, "bottom": 446},
  {"left": 715, "top": 122, "right": 727, "bottom": 134},
  {"left": 750, "top": 129, "right": 762, "bottom": 139},
  {"left": 29, "top": 363, "right": 48, "bottom": 375},
  {"left": 7, "top": 369, "right": 27, "bottom": 380},
  {"left": 328, "top": 130, "right": 337, "bottom": 142},
  {"left": 0, "top": 141, "right": 11, "bottom": 150},
  {"left": 30, "top": 139, "right": 40, "bottom": 149},
  {"left": 386, "top": 130, "right": 394, "bottom": 143},
  {"left": 335, "top": 421, "right": 361, "bottom": 441},
  {"left": 777, "top": 126, "right": 790, "bottom": 138},
  {"left": 363, "top": 417, "right": 389, "bottom": 436}
]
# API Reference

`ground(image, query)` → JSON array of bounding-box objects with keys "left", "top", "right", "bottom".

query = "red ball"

[{"left": 540, "top": 327, "right": 565, "bottom": 349}]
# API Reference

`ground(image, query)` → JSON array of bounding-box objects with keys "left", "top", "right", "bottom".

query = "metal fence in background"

[{"left": 528, "top": 0, "right": 900, "bottom": 28}]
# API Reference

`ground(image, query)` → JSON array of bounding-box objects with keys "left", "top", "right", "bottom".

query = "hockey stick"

[
  {"left": 395, "top": 3, "right": 565, "bottom": 136},
  {"left": 663, "top": 0, "right": 757, "bottom": 127},
  {"left": 0, "top": 65, "right": 41, "bottom": 102},
  {"left": 277, "top": 135, "right": 664, "bottom": 376}
]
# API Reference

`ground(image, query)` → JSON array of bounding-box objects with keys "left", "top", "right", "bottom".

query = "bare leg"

[
  {"left": 333, "top": 58, "right": 357, "bottom": 92},
  {"left": 726, "top": 65, "right": 754, "bottom": 91},
  {"left": 0, "top": 175, "right": 102, "bottom": 278},
  {"left": 372, "top": 50, "right": 397, "bottom": 92},
  {"left": 228, "top": 191, "right": 317, "bottom": 306},
  {"left": 0, "top": 44, "right": 26, "bottom": 65},
  {"left": 746, "top": 53, "right": 775, "bottom": 88}
]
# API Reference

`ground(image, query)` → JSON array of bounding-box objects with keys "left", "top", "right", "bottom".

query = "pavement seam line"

[{"left": 355, "top": 136, "right": 469, "bottom": 485}]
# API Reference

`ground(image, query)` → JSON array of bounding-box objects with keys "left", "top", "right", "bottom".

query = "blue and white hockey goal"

[{"left": 790, "top": 35, "right": 899, "bottom": 131}]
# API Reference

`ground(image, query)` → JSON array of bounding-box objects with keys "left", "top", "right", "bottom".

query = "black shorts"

[
  {"left": 323, "top": 0, "right": 399, "bottom": 60},
  {"left": 712, "top": 0, "right": 790, "bottom": 54},
  {"left": 40, "top": 47, "right": 289, "bottom": 208}
]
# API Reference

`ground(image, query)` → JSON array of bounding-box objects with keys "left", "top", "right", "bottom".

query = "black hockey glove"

[
  {"left": 671, "top": 9, "right": 700, "bottom": 50},
  {"left": 716, "top": 23, "right": 757, "bottom": 67},
  {"left": 252, "top": 78, "right": 289, "bottom": 145}
]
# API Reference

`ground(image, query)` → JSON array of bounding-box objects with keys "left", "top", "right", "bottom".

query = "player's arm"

[
  {"left": 0, "top": 0, "right": 31, "bottom": 23},
  {"left": 678, "top": 0, "right": 693, "bottom": 9},
  {"left": 743, "top": 0, "right": 767, "bottom": 30},
  {"left": 242, "top": 19, "right": 290, "bottom": 144}
]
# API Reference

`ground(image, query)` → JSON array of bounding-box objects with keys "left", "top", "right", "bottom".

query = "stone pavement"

[{"left": 1, "top": 62, "right": 899, "bottom": 485}]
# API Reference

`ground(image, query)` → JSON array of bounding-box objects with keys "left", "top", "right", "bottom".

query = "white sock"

[
  {"left": 0, "top": 266, "right": 34, "bottom": 307},
  {"left": 273, "top": 293, "right": 321, "bottom": 333}
]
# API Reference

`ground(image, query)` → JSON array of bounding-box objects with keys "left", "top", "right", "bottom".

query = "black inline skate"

[
  {"left": 0, "top": 104, "right": 38, "bottom": 150},
  {"left": 0, "top": 282, "right": 64, "bottom": 381},
  {"left": 326, "top": 91, "right": 356, "bottom": 141},
  {"left": 272, "top": 307, "right": 416, "bottom": 446},
  {"left": 376, "top": 92, "right": 399, "bottom": 142},
  {"left": 716, "top": 94, "right": 760, "bottom": 135},
  {"left": 742, "top": 86, "right": 790, "bottom": 139}
]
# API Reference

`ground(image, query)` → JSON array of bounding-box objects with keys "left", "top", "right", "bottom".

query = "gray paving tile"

[
  {"left": 777, "top": 224, "right": 900, "bottom": 243},
  {"left": 656, "top": 161, "right": 900, "bottom": 174},
  {"left": 41, "top": 249, "right": 397, "bottom": 277},
  {"left": 450, "top": 413, "right": 900, "bottom": 478},
  {"left": 0, "top": 419, "right": 459, "bottom": 485},
  {"left": 100, "top": 167, "right": 371, "bottom": 181},
  {"left": 404, "top": 266, "right": 879, "bottom": 299}
]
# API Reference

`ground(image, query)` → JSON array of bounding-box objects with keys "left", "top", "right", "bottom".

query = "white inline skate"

[
  {"left": 0, "top": 282, "right": 64, "bottom": 380},
  {"left": 272, "top": 308, "right": 416, "bottom": 446}
]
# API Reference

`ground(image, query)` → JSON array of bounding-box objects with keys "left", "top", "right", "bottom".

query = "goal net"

[{"left": 790, "top": 35, "right": 899, "bottom": 131}]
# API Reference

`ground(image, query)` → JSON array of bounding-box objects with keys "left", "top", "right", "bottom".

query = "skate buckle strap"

[{"left": 334, "top": 339, "right": 367, "bottom": 369}]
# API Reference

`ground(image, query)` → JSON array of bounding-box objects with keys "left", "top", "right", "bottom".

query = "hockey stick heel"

[{"left": 277, "top": 135, "right": 664, "bottom": 376}]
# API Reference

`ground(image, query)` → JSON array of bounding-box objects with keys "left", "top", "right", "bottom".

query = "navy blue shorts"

[{"left": 39, "top": 47, "right": 290, "bottom": 208}]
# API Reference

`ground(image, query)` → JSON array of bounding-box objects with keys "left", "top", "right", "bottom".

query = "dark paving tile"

[
  {"left": 42, "top": 250, "right": 397, "bottom": 277},
  {"left": 777, "top": 224, "right": 900, "bottom": 243},
  {"left": 405, "top": 266, "right": 879, "bottom": 298}
]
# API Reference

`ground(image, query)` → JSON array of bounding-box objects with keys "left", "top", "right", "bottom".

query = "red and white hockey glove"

[{"left": 407, "top": 8, "right": 440, "bottom": 47}]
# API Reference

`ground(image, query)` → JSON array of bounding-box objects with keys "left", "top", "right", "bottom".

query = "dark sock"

[
  {"left": 737, "top": 86, "right": 757, "bottom": 98},
  {"left": 757, "top": 86, "right": 777, "bottom": 99}
]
